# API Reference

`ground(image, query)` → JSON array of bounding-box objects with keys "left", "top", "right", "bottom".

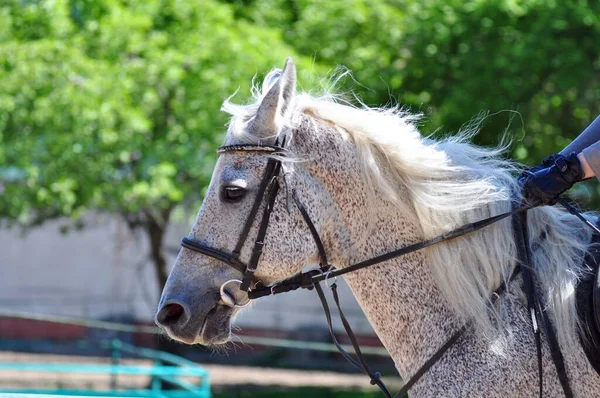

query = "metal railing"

[
  {"left": 0, "top": 339, "right": 211, "bottom": 397},
  {"left": 0, "top": 310, "right": 389, "bottom": 357}
]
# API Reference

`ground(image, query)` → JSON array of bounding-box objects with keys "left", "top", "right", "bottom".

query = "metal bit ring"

[{"left": 219, "top": 279, "right": 251, "bottom": 308}]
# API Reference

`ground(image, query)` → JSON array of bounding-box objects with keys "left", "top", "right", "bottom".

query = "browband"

[{"left": 217, "top": 144, "right": 287, "bottom": 155}]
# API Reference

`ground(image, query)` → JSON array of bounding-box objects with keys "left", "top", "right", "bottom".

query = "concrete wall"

[{"left": 0, "top": 214, "right": 376, "bottom": 336}]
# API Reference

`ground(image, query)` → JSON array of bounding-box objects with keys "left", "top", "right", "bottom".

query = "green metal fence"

[{"left": 0, "top": 340, "right": 210, "bottom": 398}]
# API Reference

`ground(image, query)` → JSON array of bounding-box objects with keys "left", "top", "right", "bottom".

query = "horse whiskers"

[
  {"left": 208, "top": 343, "right": 231, "bottom": 358},
  {"left": 230, "top": 332, "right": 252, "bottom": 352}
]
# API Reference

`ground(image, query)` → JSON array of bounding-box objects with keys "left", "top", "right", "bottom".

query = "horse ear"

[
  {"left": 250, "top": 57, "right": 297, "bottom": 140},
  {"left": 262, "top": 69, "right": 282, "bottom": 94}
]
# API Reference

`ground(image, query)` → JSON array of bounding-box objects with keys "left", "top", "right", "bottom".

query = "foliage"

[
  {"left": 225, "top": 0, "right": 600, "bottom": 166},
  {"left": 0, "top": 0, "right": 309, "bottom": 228},
  {"left": 0, "top": 0, "right": 314, "bottom": 288},
  {"left": 392, "top": 0, "right": 600, "bottom": 163},
  {"left": 2, "top": 0, "right": 600, "bottom": 278}
]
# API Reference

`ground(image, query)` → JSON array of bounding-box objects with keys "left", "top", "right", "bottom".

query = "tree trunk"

[
  {"left": 143, "top": 207, "right": 186, "bottom": 389},
  {"left": 144, "top": 207, "right": 172, "bottom": 291}
]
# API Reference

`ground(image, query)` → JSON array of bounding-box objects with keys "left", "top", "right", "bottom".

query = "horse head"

[{"left": 154, "top": 58, "right": 355, "bottom": 345}]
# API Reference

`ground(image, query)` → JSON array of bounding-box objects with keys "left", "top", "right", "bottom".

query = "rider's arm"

[
  {"left": 560, "top": 115, "right": 600, "bottom": 155},
  {"left": 580, "top": 142, "right": 599, "bottom": 179},
  {"left": 519, "top": 115, "right": 600, "bottom": 206},
  {"left": 561, "top": 115, "right": 600, "bottom": 179}
]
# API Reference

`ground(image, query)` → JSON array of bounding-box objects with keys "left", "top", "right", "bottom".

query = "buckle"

[{"left": 555, "top": 156, "right": 568, "bottom": 172}]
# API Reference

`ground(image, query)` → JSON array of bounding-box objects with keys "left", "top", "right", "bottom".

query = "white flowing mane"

[{"left": 223, "top": 71, "right": 595, "bottom": 351}]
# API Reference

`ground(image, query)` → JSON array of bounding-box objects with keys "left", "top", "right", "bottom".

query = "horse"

[{"left": 155, "top": 58, "right": 600, "bottom": 397}]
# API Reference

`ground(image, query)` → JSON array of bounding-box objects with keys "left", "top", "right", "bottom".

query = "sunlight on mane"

[{"left": 222, "top": 69, "right": 596, "bottom": 352}]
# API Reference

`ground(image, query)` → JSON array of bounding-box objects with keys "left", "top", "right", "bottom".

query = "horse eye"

[{"left": 221, "top": 186, "right": 246, "bottom": 203}]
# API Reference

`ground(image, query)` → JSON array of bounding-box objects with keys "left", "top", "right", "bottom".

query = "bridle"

[
  {"left": 181, "top": 139, "right": 597, "bottom": 397},
  {"left": 181, "top": 142, "right": 287, "bottom": 297}
]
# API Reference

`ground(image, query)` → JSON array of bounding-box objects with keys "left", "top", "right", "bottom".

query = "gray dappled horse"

[{"left": 155, "top": 58, "right": 600, "bottom": 397}]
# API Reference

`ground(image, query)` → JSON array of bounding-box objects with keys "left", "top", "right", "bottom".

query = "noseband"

[{"left": 180, "top": 139, "right": 596, "bottom": 398}]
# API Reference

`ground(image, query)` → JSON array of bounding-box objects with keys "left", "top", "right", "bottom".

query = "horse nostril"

[
  {"left": 155, "top": 302, "right": 189, "bottom": 327},
  {"left": 165, "top": 303, "right": 183, "bottom": 320}
]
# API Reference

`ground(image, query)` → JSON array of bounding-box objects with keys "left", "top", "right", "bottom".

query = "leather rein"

[{"left": 181, "top": 141, "right": 596, "bottom": 397}]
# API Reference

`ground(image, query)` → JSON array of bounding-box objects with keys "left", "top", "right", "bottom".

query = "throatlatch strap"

[{"left": 292, "top": 190, "right": 329, "bottom": 267}]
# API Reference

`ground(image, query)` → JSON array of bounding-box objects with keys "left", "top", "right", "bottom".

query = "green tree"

[
  {"left": 390, "top": 0, "right": 600, "bottom": 164},
  {"left": 4, "top": 0, "right": 600, "bottom": 288},
  {"left": 225, "top": 0, "right": 600, "bottom": 167},
  {"left": 0, "top": 0, "right": 309, "bottom": 289}
]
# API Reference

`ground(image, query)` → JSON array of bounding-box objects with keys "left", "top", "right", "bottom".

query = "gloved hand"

[{"left": 519, "top": 152, "right": 584, "bottom": 206}]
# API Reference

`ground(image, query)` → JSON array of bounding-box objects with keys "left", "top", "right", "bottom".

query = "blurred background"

[{"left": 1, "top": 0, "right": 599, "bottom": 397}]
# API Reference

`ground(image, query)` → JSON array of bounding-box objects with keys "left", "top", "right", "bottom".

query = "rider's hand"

[{"left": 519, "top": 153, "right": 584, "bottom": 206}]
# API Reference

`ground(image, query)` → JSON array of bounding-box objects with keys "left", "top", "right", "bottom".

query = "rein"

[
  {"left": 248, "top": 196, "right": 529, "bottom": 299},
  {"left": 181, "top": 142, "right": 596, "bottom": 397}
]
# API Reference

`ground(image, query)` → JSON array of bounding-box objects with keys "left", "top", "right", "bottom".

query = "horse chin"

[
  {"left": 164, "top": 330, "right": 198, "bottom": 345},
  {"left": 198, "top": 321, "right": 231, "bottom": 345},
  {"left": 197, "top": 305, "right": 233, "bottom": 346},
  {"left": 162, "top": 304, "right": 233, "bottom": 346}
]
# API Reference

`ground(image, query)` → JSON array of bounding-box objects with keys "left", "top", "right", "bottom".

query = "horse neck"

[
  {"left": 337, "top": 194, "right": 461, "bottom": 378},
  {"left": 297, "top": 123, "right": 461, "bottom": 377}
]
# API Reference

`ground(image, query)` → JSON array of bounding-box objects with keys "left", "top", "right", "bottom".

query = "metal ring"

[
  {"left": 325, "top": 268, "right": 338, "bottom": 290},
  {"left": 490, "top": 292, "right": 501, "bottom": 305},
  {"left": 307, "top": 267, "right": 325, "bottom": 285},
  {"left": 219, "top": 279, "right": 251, "bottom": 308},
  {"left": 313, "top": 267, "right": 325, "bottom": 278}
]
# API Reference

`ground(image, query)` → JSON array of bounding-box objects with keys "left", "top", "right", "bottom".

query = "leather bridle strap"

[
  {"left": 241, "top": 169, "right": 281, "bottom": 290},
  {"left": 513, "top": 209, "right": 544, "bottom": 398},
  {"left": 233, "top": 159, "right": 278, "bottom": 258},
  {"left": 313, "top": 260, "right": 522, "bottom": 398},
  {"left": 514, "top": 207, "right": 574, "bottom": 398},
  {"left": 181, "top": 238, "right": 246, "bottom": 274},
  {"left": 318, "top": 206, "right": 527, "bottom": 282},
  {"left": 248, "top": 204, "right": 531, "bottom": 299},
  {"left": 181, "top": 143, "right": 285, "bottom": 292},
  {"left": 314, "top": 282, "right": 392, "bottom": 398},
  {"left": 180, "top": 140, "right": 588, "bottom": 397},
  {"left": 292, "top": 190, "right": 329, "bottom": 267}
]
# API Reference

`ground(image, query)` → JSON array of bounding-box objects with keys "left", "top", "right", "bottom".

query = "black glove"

[{"left": 519, "top": 152, "right": 584, "bottom": 206}]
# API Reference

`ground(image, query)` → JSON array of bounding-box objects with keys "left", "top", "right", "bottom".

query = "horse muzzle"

[
  {"left": 155, "top": 296, "right": 236, "bottom": 345},
  {"left": 155, "top": 270, "right": 245, "bottom": 345}
]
